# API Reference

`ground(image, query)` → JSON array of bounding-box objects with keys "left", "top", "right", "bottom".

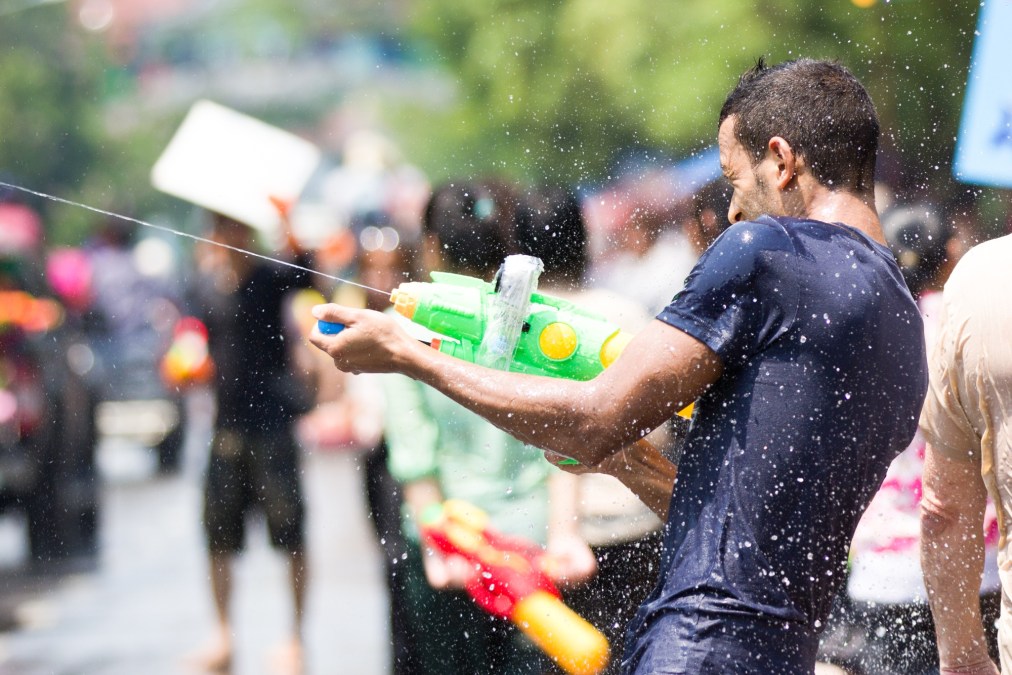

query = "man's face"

[{"left": 718, "top": 116, "right": 781, "bottom": 225}]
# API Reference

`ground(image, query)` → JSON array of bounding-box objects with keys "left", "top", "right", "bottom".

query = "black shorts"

[{"left": 203, "top": 427, "right": 305, "bottom": 555}]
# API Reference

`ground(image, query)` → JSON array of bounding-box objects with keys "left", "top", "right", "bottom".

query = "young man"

[
  {"left": 310, "top": 59, "right": 928, "bottom": 673},
  {"left": 190, "top": 213, "right": 313, "bottom": 674}
]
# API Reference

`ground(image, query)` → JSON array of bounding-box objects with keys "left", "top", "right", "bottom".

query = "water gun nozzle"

[{"left": 390, "top": 286, "right": 418, "bottom": 319}]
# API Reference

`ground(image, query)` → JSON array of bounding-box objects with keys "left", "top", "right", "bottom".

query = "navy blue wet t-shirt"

[{"left": 623, "top": 216, "right": 928, "bottom": 674}]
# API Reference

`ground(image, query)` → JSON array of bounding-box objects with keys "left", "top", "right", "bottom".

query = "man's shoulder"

[
  {"left": 719, "top": 216, "right": 794, "bottom": 245},
  {"left": 712, "top": 217, "right": 797, "bottom": 257},
  {"left": 699, "top": 216, "right": 797, "bottom": 278}
]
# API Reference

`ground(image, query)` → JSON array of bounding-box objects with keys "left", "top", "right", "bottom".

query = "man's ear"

[{"left": 767, "top": 136, "right": 797, "bottom": 190}]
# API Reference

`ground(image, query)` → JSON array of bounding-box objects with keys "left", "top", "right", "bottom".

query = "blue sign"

[{"left": 953, "top": 1, "right": 1012, "bottom": 188}]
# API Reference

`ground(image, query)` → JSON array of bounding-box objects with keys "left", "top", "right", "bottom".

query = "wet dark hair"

[
  {"left": 881, "top": 202, "right": 951, "bottom": 298},
  {"left": 719, "top": 58, "right": 879, "bottom": 194},
  {"left": 515, "top": 186, "right": 587, "bottom": 286},
  {"left": 423, "top": 179, "right": 519, "bottom": 277}
]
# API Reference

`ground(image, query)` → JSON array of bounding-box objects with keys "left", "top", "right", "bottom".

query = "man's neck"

[{"left": 796, "top": 179, "right": 885, "bottom": 245}]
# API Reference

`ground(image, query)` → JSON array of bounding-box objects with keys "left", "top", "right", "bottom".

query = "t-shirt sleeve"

[
  {"left": 919, "top": 288, "right": 980, "bottom": 463},
  {"left": 655, "top": 218, "right": 798, "bottom": 368}
]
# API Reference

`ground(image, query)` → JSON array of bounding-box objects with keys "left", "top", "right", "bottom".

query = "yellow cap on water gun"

[{"left": 539, "top": 322, "right": 578, "bottom": 361}]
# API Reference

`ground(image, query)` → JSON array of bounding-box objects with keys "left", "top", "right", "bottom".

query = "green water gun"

[{"left": 388, "top": 256, "right": 633, "bottom": 380}]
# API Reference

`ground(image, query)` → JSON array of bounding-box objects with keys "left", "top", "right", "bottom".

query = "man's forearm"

[
  {"left": 398, "top": 321, "right": 716, "bottom": 465},
  {"left": 920, "top": 445, "right": 993, "bottom": 671},
  {"left": 404, "top": 342, "right": 625, "bottom": 463},
  {"left": 921, "top": 507, "right": 991, "bottom": 671},
  {"left": 309, "top": 305, "right": 719, "bottom": 465}
]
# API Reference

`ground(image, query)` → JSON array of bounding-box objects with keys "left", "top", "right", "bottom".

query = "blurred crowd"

[{"left": 1, "top": 138, "right": 1012, "bottom": 675}]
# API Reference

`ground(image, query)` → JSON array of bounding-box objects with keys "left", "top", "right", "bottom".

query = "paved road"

[{"left": 0, "top": 410, "right": 390, "bottom": 675}]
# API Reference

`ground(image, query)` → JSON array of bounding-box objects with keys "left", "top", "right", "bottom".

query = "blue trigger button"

[{"left": 317, "top": 320, "right": 345, "bottom": 335}]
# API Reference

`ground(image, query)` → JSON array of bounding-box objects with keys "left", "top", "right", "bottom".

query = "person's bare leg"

[
  {"left": 190, "top": 553, "right": 234, "bottom": 672},
  {"left": 271, "top": 550, "right": 307, "bottom": 675},
  {"left": 290, "top": 550, "right": 307, "bottom": 635}
]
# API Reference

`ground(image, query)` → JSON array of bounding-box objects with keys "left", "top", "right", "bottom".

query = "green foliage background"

[
  {"left": 0, "top": 0, "right": 994, "bottom": 243},
  {"left": 394, "top": 0, "right": 983, "bottom": 192}
]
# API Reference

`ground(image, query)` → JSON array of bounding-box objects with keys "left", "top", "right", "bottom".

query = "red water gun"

[{"left": 419, "top": 499, "right": 610, "bottom": 675}]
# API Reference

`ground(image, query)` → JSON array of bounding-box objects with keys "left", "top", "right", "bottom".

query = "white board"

[{"left": 151, "top": 100, "right": 322, "bottom": 234}]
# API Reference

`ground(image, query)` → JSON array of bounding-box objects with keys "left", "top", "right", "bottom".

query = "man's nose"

[{"left": 727, "top": 201, "right": 743, "bottom": 224}]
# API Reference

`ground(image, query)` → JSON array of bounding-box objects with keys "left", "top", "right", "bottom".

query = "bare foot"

[
  {"left": 186, "top": 636, "right": 233, "bottom": 674},
  {"left": 269, "top": 637, "right": 304, "bottom": 675}
]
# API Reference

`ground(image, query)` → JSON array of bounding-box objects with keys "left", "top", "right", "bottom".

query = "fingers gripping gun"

[{"left": 420, "top": 499, "right": 610, "bottom": 675}]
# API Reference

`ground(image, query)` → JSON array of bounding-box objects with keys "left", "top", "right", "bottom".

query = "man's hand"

[
  {"left": 309, "top": 303, "right": 419, "bottom": 375},
  {"left": 546, "top": 440, "right": 677, "bottom": 521}
]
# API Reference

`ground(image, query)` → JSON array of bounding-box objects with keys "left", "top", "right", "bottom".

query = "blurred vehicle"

[{"left": 0, "top": 201, "right": 99, "bottom": 566}]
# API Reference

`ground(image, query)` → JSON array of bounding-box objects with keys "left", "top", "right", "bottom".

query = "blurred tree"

[
  {"left": 0, "top": 4, "right": 157, "bottom": 243},
  {"left": 1, "top": 0, "right": 988, "bottom": 242},
  {"left": 393, "top": 0, "right": 982, "bottom": 193}
]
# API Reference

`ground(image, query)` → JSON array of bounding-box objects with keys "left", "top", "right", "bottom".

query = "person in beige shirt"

[{"left": 920, "top": 233, "right": 1012, "bottom": 675}]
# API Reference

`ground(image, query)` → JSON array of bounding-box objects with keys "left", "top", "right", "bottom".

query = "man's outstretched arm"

[
  {"left": 309, "top": 304, "right": 721, "bottom": 466},
  {"left": 920, "top": 443, "right": 999, "bottom": 675}
]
